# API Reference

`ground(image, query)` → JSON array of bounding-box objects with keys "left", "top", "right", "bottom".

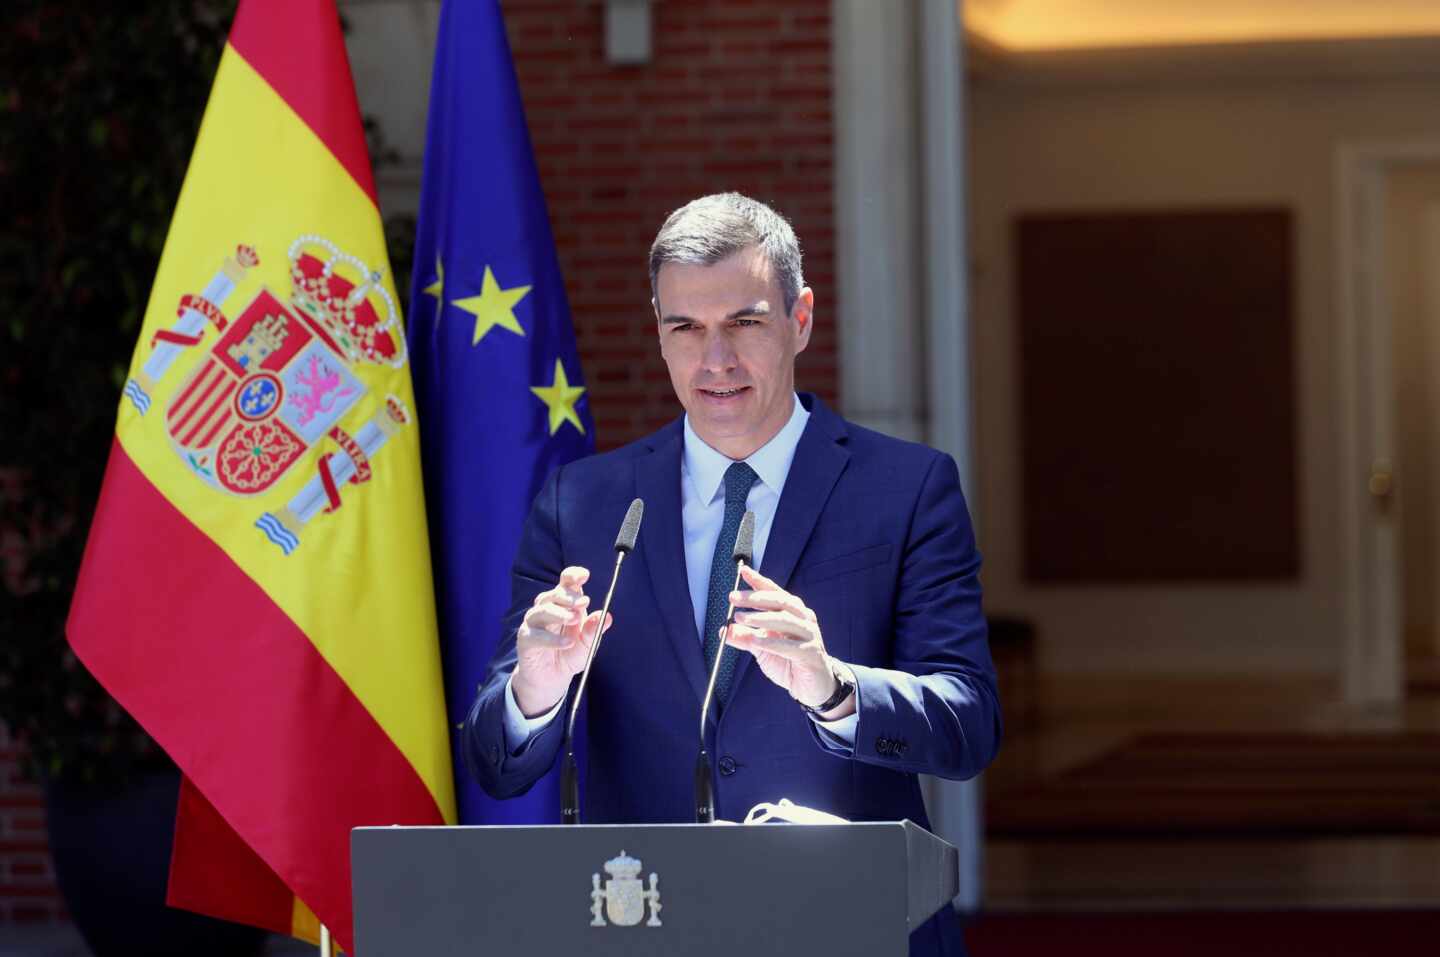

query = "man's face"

[{"left": 654, "top": 246, "right": 813, "bottom": 460}]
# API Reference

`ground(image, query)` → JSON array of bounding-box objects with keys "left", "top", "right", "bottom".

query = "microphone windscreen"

[
  {"left": 733, "top": 510, "right": 756, "bottom": 564},
  {"left": 614, "top": 498, "right": 644, "bottom": 553}
]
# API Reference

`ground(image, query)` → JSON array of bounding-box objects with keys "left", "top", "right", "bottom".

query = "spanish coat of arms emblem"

[
  {"left": 590, "top": 850, "right": 662, "bottom": 928},
  {"left": 124, "top": 236, "right": 409, "bottom": 555}
]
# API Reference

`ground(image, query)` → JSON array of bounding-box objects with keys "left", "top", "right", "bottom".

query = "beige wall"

[{"left": 968, "top": 50, "right": 1440, "bottom": 677}]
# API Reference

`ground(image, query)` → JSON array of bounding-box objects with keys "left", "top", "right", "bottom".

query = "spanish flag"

[{"left": 65, "top": 0, "right": 455, "bottom": 950}]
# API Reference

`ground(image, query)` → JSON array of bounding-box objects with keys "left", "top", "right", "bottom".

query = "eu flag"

[{"left": 408, "top": 0, "right": 594, "bottom": 824}]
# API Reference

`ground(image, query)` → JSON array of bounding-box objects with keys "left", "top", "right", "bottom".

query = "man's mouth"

[{"left": 700, "top": 386, "right": 748, "bottom": 399}]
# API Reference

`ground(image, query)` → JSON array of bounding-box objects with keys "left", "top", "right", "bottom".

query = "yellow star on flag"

[
  {"left": 530, "top": 358, "right": 587, "bottom": 436},
  {"left": 453, "top": 266, "right": 530, "bottom": 345},
  {"left": 422, "top": 257, "right": 444, "bottom": 300}
]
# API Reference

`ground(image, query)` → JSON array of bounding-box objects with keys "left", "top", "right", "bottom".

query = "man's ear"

[{"left": 792, "top": 287, "right": 815, "bottom": 353}]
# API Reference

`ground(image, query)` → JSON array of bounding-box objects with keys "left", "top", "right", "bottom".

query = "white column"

[
  {"left": 833, "top": 0, "right": 983, "bottom": 912},
  {"left": 833, "top": 0, "right": 925, "bottom": 441},
  {"left": 918, "top": 0, "right": 984, "bottom": 916},
  {"left": 341, "top": 0, "right": 440, "bottom": 216}
]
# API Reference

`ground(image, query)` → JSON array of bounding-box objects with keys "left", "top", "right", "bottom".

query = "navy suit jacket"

[{"left": 464, "top": 394, "right": 1000, "bottom": 956}]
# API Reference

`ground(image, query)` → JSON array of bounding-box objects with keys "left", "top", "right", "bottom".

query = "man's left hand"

[{"left": 725, "top": 564, "right": 855, "bottom": 720}]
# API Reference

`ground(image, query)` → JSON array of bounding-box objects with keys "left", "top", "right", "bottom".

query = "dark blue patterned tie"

[{"left": 702, "top": 461, "right": 759, "bottom": 704}]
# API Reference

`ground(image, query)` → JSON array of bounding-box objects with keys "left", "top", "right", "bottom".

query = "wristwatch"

[{"left": 800, "top": 660, "right": 856, "bottom": 717}]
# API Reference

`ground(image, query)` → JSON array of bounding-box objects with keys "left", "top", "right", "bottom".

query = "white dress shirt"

[
  {"left": 680, "top": 393, "right": 808, "bottom": 642},
  {"left": 504, "top": 394, "right": 856, "bottom": 748}
]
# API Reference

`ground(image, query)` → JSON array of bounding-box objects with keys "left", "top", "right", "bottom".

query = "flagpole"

[{"left": 320, "top": 923, "right": 333, "bottom": 957}]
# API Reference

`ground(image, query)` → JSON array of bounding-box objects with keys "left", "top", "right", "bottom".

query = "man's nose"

[{"left": 701, "top": 329, "right": 737, "bottom": 372}]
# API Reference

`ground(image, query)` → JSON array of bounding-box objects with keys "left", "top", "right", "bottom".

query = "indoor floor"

[{"left": 983, "top": 673, "right": 1440, "bottom": 910}]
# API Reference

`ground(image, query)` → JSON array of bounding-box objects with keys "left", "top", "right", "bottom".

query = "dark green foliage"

[{"left": 0, "top": 1, "right": 237, "bottom": 786}]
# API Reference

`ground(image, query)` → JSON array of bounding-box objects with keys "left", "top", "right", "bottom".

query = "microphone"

[
  {"left": 695, "top": 510, "right": 755, "bottom": 823},
  {"left": 561, "top": 497, "right": 644, "bottom": 824}
]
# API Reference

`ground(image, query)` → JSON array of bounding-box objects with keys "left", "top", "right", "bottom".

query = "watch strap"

[{"left": 801, "top": 661, "right": 855, "bottom": 717}]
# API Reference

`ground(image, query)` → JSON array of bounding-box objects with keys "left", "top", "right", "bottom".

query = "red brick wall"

[
  {"left": 2, "top": 461, "right": 64, "bottom": 924},
  {"left": 0, "top": 726, "right": 61, "bottom": 925},
  {"left": 503, "top": 0, "right": 839, "bottom": 450}
]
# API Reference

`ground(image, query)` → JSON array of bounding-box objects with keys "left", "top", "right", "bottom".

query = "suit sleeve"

[
  {"left": 809, "top": 452, "right": 1002, "bottom": 780},
  {"left": 462, "top": 465, "right": 573, "bottom": 799}
]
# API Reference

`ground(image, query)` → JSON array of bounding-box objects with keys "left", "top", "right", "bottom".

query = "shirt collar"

[{"left": 683, "top": 394, "right": 811, "bottom": 505}]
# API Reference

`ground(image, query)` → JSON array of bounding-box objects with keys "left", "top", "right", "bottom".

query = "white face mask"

[{"left": 743, "top": 799, "right": 849, "bottom": 826}]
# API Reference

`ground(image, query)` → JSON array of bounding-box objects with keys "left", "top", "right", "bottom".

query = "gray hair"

[{"left": 648, "top": 192, "right": 805, "bottom": 314}]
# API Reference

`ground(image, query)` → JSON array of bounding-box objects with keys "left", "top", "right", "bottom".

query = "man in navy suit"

[{"left": 464, "top": 193, "right": 1000, "bottom": 956}]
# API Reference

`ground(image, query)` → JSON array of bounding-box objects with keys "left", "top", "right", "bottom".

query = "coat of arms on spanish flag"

[{"left": 66, "top": 0, "right": 456, "bottom": 950}]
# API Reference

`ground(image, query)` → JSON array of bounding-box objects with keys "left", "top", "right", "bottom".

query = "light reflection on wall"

[{"left": 965, "top": 0, "right": 1440, "bottom": 51}]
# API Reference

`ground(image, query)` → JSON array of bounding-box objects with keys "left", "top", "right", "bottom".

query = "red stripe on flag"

[
  {"left": 170, "top": 364, "right": 223, "bottom": 432},
  {"left": 180, "top": 381, "right": 237, "bottom": 448},
  {"left": 169, "top": 362, "right": 217, "bottom": 423},
  {"left": 194, "top": 404, "right": 237, "bottom": 451},
  {"left": 227, "top": 0, "right": 378, "bottom": 205},
  {"left": 169, "top": 776, "right": 294, "bottom": 936},
  {"left": 68, "top": 440, "right": 444, "bottom": 952}
]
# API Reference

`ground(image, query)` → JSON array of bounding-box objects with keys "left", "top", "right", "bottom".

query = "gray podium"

[{"left": 352, "top": 821, "right": 958, "bottom": 956}]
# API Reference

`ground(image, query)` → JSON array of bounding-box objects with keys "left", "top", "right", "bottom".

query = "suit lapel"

[
  {"left": 635, "top": 426, "right": 711, "bottom": 706},
  {"left": 731, "top": 400, "right": 851, "bottom": 700}
]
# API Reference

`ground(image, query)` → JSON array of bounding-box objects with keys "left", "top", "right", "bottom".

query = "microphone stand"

[
  {"left": 558, "top": 554, "right": 623, "bottom": 823},
  {"left": 561, "top": 498, "right": 643, "bottom": 824}
]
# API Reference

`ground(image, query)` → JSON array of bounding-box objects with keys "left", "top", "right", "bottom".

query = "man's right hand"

[{"left": 511, "top": 566, "right": 612, "bottom": 718}]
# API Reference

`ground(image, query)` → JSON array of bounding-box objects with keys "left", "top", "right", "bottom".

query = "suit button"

[{"left": 718, "top": 755, "right": 738, "bottom": 776}]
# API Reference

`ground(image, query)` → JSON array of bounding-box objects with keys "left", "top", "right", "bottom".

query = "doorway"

[
  {"left": 1337, "top": 142, "right": 1440, "bottom": 704},
  {"left": 1385, "top": 164, "right": 1440, "bottom": 693}
]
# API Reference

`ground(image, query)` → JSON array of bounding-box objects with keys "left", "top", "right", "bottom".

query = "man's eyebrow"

[{"left": 659, "top": 301, "right": 772, "bottom": 325}]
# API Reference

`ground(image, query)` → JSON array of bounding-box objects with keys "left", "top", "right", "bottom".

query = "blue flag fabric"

[{"left": 408, "top": 0, "right": 595, "bottom": 824}]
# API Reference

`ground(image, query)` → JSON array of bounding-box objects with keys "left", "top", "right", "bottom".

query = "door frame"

[{"left": 1334, "top": 140, "right": 1440, "bottom": 704}]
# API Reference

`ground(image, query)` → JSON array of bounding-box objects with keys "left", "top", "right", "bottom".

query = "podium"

[{"left": 352, "top": 821, "right": 958, "bottom": 955}]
